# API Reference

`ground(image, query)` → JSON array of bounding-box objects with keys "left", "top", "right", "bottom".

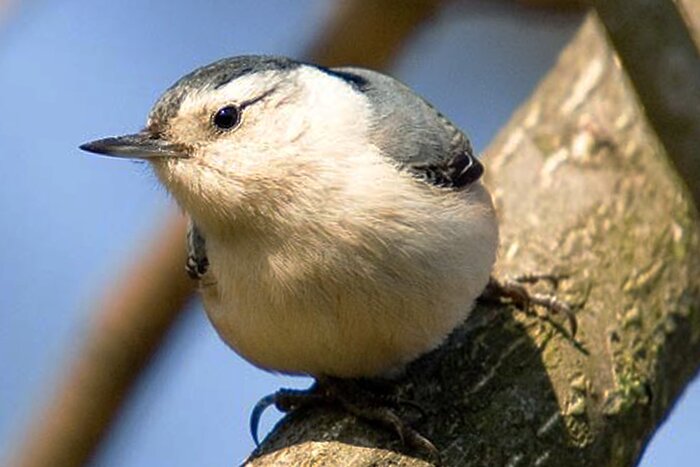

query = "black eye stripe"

[{"left": 239, "top": 87, "right": 276, "bottom": 109}]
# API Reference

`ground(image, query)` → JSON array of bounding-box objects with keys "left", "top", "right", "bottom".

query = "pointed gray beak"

[{"left": 79, "top": 132, "right": 188, "bottom": 160}]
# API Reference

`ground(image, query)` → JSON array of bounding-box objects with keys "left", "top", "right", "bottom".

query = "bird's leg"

[
  {"left": 249, "top": 382, "right": 327, "bottom": 446},
  {"left": 480, "top": 274, "right": 577, "bottom": 337},
  {"left": 250, "top": 377, "right": 439, "bottom": 461},
  {"left": 324, "top": 377, "right": 437, "bottom": 457}
]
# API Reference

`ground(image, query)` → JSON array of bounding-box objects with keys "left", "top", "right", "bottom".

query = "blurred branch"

[
  {"left": 592, "top": 0, "right": 700, "bottom": 210},
  {"left": 247, "top": 13, "right": 700, "bottom": 467},
  {"left": 0, "top": 0, "right": 18, "bottom": 24},
  {"left": 516, "top": 0, "right": 586, "bottom": 10},
  {"left": 679, "top": 0, "right": 700, "bottom": 49},
  {"left": 10, "top": 1, "right": 446, "bottom": 466},
  {"left": 306, "top": 0, "right": 442, "bottom": 69},
  {"left": 11, "top": 215, "right": 196, "bottom": 467}
]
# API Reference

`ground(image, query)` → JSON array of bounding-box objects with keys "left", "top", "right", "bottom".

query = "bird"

[{"left": 80, "top": 55, "right": 571, "bottom": 454}]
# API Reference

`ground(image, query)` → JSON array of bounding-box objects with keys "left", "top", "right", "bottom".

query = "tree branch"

[
  {"left": 246, "top": 14, "right": 700, "bottom": 467},
  {"left": 305, "top": 0, "right": 442, "bottom": 69},
  {"left": 592, "top": 0, "right": 700, "bottom": 210}
]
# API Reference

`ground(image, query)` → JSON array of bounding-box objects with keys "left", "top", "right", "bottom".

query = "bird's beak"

[{"left": 79, "top": 131, "right": 188, "bottom": 160}]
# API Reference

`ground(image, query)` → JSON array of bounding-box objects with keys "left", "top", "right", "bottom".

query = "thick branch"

[
  {"left": 246, "top": 14, "right": 700, "bottom": 467},
  {"left": 592, "top": 0, "right": 700, "bottom": 210}
]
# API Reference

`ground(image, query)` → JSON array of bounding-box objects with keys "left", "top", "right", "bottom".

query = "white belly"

[{"left": 198, "top": 183, "right": 498, "bottom": 378}]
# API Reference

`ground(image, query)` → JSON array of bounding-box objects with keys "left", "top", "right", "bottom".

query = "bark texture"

[
  {"left": 593, "top": 0, "right": 700, "bottom": 210},
  {"left": 246, "top": 14, "right": 700, "bottom": 467}
]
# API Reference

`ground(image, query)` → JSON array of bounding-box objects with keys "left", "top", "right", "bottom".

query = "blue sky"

[{"left": 0, "top": 1, "right": 696, "bottom": 465}]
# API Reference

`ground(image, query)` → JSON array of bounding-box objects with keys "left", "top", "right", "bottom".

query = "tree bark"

[
  {"left": 246, "top": 13, "right": 700, "bottom": 467},
  {"left": 593, "top": 0, "right": 700, "bottom": 211}
]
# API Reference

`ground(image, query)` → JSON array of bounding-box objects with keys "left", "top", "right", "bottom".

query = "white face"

[{"left": 150, "top": 66, "right": 374, "bottom": 229}]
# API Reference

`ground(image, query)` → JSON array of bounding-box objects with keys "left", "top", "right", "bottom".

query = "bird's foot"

[
  {"left": 250, "top": 377, "right": 439, "bottom": 461},
  {"left": 481, "top": 273, "right": 578, "bottom": 337},
  {"left": 249, "top": 385, "right": 325, "bottom": 446}
]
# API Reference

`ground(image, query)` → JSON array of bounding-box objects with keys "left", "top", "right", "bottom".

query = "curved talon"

[
  {"left": 326, "top": 383, "right": 439, "bottom": 460},
  {"left": 409, "top": 431, "right": 442, "bottom": 465},
  {"left": 482, "top": 275, "right": 578, "bottom": 338},
  {"left": 363, "top": 405, "right": 439, "bottom": 463},
  {"left": 249, "top": 387, "right": 326, "bottom": 446},
  {"left": 250, "top": 393, "right": 277, "bottom": 446},
  {"left": 530, "top": 292, "right": 577, "bottom": 337}
]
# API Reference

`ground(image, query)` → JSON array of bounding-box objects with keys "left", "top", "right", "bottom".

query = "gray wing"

[
  {"left": 186, "top": 219, "right": 209, "bottom": 280},
  {"left": 331, "top": 66, "right": 483, "bottom": 189}
]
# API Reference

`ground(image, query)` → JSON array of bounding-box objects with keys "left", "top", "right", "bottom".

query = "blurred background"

[{"left": 0, "top": 1, "right": 697, "bottom": 466}]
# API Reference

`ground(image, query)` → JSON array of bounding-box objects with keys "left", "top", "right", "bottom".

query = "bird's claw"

[
  {"left": 250, "top": 394, "right": 277, "bottom": 446},
  {"left": 482, "top": 273, "right": 578, "bottom": 337},
  {"left": 248, "top": 379, "right": 439, "bottom": 462},
  {"left": 250, "top": 386, "right": 326, "bottom": 446}
]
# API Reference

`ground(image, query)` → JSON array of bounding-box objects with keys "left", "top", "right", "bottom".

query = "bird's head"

[{"left": 81, "top": 56, "right": 377, "bottom": 231}]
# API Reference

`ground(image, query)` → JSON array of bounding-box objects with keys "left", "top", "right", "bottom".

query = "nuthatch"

[{"left": 81, "top": 55, "right": 508, "bottom": 450}]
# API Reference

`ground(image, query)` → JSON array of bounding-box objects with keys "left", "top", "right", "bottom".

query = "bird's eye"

[{"left": 213, "top": 105, "right": 240, "bottom": 130}]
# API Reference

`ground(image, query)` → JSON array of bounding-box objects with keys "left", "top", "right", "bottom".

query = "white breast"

[{"left": 198, "top": 177, "right": 498, "bottom": 378}]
